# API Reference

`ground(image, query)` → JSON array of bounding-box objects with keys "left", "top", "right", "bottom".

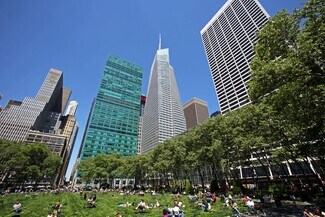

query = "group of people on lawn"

[{"left": 135, "top": 198, "right": 185, "bottom": 217}]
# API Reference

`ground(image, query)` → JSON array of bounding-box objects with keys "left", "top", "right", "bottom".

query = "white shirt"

[
  {"left": 13, "top": 203, "right": 21, "bottom": 210},
  {"left": 246, "top": 200, "right": 254, "bottom": 207},
  {"left": 173, "top": 206, "right": 180, "bottom": 214}
]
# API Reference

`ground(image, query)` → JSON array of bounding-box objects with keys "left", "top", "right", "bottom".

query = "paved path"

[{"left": 239, "top": 200, "right": 314, "bottom": 217}]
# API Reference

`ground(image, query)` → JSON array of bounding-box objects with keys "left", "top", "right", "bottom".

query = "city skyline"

[{"left": 0, "top": 0, "right": 304, "bottom": 179}]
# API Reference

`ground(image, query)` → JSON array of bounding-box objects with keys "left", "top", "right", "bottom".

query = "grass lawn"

[{"left": 0, "top": 192, "right": 248, "bottom": 216}]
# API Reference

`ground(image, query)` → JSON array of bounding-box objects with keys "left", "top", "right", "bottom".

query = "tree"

[
  {"left": 0, "top": 140, "right": 61, "bottom": 187},
  {"left": 78, "top": 157, "right": 95, "bottom": 184},
  {"left": 248, "top": 0, "right": 325, "bottom": 189},
  {"left": 92, "top": 154, "right": 110, "bottom": 187},
  {"left": 23, "top": 143, "right": 61, "bottom": 186}
]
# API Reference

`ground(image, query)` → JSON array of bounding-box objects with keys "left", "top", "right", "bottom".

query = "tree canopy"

[{"left": 0, "top": 139, "right": 61, "bottom": 187}]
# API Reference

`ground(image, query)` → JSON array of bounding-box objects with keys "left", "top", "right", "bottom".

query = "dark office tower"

[
  {"left": 79, "top": 56, "right": 143, "bottom": 162},
  {"left": 32, "top": 70, "right": 71, "bottom": 133},
  {"left": 137, "top": 95, "right": 146, "bottom": 154},
  {"left": 201, "top": 0, "right": 269, "bottom": 114},
  {"left": 141, "top": 37, "right": 186, "bottom": 154},
  {"left": 183, "top": 98, "right": 209, "bottom": 130},
  {"left": 210, "top": 111, "right": 221, "bottom": 118},
  {"left": 0, "top": 68, "right": 68, "bottom": 141}
]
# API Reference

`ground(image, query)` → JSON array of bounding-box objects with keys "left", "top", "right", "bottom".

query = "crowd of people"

[{"left": 5, "top": 185, "right": 325, "bottom": 217}]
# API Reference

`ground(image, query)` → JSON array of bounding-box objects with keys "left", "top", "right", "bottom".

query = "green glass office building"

[{"left": 79, "top": 56, "right": 143, "bottom": 161}]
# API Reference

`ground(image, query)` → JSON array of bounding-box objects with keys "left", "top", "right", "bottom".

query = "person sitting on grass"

[
  {"left": 212, "top": 193, "right": 217, "bottom": 204},
  {"left": 242, "top": 196, "right": 247, "bottom": 204},
  {"left": 115, "top": 212, "right": 123, "bottom": 217},
  {"left": 53, "top": 200, "right": 62, "bottom": 212},
  {"left": 246, "top": 198, "right": 255, "bottom": 214},
  {"left": 172, "top": 202, "right": 184, "bottom": 217},
  {"left": 232, "top": 200, "right": 240, "bottom": 217},
  {"left": 187, "top": 195, "right": 197, "bottom": 203},
  {"left": 136, "top": 199, "right": 148, "bottom": 211},
  {"left": 203, "top": 199, "right": 212, "bottom": 212},
  {"left": 162, "top": 207, "right": 174, "bottom": 217},
  {"left": 162, "top": 204, "right": 173, "bottom": 217},
  {"left": 223, "top": 197, "right": 230, "bottom": 207},
  {"left": 162, "top": 208, "right": 169, "bottom": 217},
  {"left": 13, "top": 201, "right": 22, "bottom": 214},
  {"left": 87, "top": 197, "right": 96, "bottom": 208},
  {"left": 47, "top": 210, "right": 57, "bottom": 217},
  {"left": 303, "top": 208, "right": 314, "bottom": 217},
  {"left": 154, "top": 199, "right": 160, "bottom": 208},
  {"left": 178, "top": 200, "right": 185, "bottom": 208}
]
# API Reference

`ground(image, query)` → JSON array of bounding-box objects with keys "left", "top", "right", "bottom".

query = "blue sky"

[{"left": 0, "top": 0, "right": 304, "bottom": 180}]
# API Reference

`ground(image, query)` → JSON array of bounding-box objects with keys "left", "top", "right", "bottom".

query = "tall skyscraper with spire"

[
  {"left": 141, "top": 36, "right": 186, "bottom": 154},
  {"left": 78, "top": 55, "right": 143, "bottom": 163},
  {"left": 200, "top": 0, "right": 269, "bottom": 114}
]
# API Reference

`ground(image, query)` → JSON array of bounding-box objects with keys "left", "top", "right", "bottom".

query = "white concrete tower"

[
  {"left": 141, "top": 37, "right": 186, "bottom": 154},
  {"left": 201, "top": 0, "right": 269, "bottom": 114}
]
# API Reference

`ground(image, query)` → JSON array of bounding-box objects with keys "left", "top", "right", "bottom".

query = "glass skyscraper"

[
  {"left": 141, "top": 38, "right": 186, "bottom": 154},
  {"left": 79, "top": 55, "right": 143, "bottom": 161},
  {"left": 201, "top": 0, "right": 269, "bottom": 114}
]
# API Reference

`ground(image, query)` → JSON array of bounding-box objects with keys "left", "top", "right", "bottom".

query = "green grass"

[{"left": 0, "top": 192, "right": 248, "bottom": 216}]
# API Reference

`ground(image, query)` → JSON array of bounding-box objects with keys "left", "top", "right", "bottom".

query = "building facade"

[
  {"left": 65, "top": 101, "right": 78, "bottom": 116},
  {"left": 0, "top": 69, "right": 68, "bottom": 141},
  {"left": 78, "top": 55, "right": 143, "bottom": 163},
  {"left": 0, "top": 68, "right": 78, "bottom": 185},
  {"left": 141, "top": 38, "right": 186, "bottom": 154},
  {"left": 57, "top": 112, "right": 79, "bottom": 185},
  {"left": 183, "top": 98, "right": 209, "bottom": 130},
  {"left": 200, "top": 0, "right": 269, "bottom": 114}
]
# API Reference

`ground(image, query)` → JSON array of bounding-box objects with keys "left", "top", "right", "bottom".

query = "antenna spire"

[{"left": 158, "top": 34, "right": 162, "bottom": 50}]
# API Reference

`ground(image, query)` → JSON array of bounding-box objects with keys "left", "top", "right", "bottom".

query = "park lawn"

[{"left": 0, "top": 192, "right": 247, "bottom": 217}]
